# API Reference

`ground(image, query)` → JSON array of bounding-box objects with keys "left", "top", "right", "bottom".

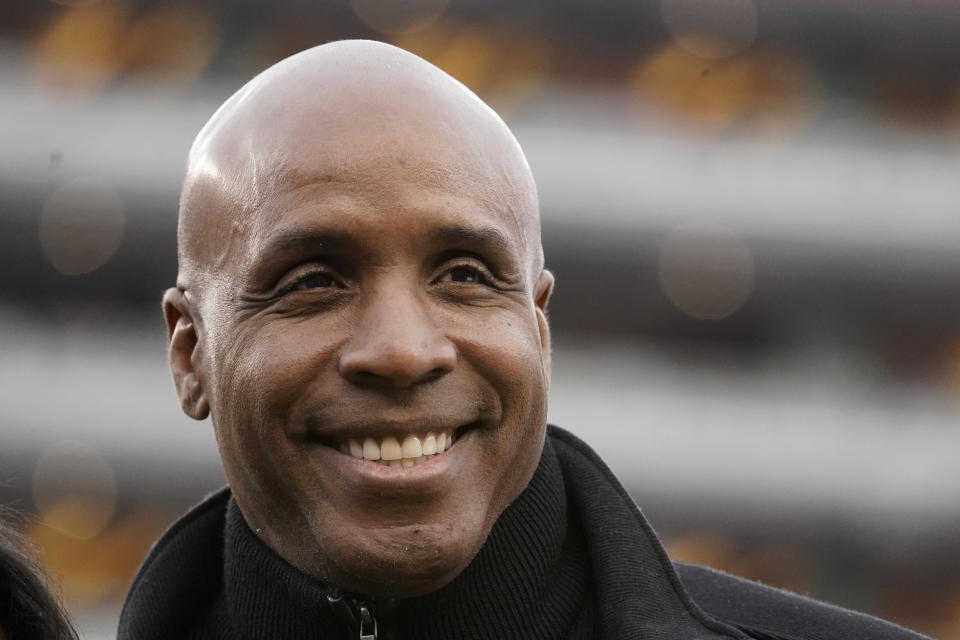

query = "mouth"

[{"left": 330, "top": 429, "right": 462, "bottom": 469}]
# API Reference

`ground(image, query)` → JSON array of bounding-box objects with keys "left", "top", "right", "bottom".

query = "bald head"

[
  {"left": 164, "top": 40, "right": 556, "bottom": 596},
  {"left": 178, "top": 40, "right": 542, "bottom": 296}
]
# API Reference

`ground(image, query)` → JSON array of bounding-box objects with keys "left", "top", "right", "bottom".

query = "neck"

[{"left": 223, "top": 437, "right": 593, "bottom": 639}]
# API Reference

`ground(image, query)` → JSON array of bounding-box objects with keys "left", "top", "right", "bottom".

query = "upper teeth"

[{"left": 338, "top": 431, "right": 454, "bottom": 468}]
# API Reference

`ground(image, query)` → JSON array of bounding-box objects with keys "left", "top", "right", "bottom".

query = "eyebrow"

[
  {"left": 247, "top": 223, "right": 519, "bottom": 286},
  {"left": 425, "top": 226, "right": 516, "bottom": 258},
  {"left": 257, "top": 228, "right": 359, "bottom": 259},
  {"left": 258, "top": 225, "right": 515, "bottom": 259},
  {"left": 246, "top": 228, "right": 358, "bottom": 284}
]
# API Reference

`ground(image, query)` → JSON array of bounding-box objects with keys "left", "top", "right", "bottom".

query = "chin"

[{"left": 325, "top": 521, "right": 487, "bottom": 598}]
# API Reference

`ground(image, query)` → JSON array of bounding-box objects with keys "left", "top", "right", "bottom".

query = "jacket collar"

[
  {"left": 550, "top": 427, "right": 748, "bottom": 639},
  {"left": 119, "top": 426, "right": 748, "bottom": 639},
  {"left": 222, "top": 433, "right": 591, "bottom": 639}
]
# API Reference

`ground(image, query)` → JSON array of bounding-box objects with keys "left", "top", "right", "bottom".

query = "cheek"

[
  {"left": 453, "top": 308, "right": 549, "bottom": 452},
  {"left": 210, "top": 318, "right": 341, "bottom": 465},
  {"left": 223, "top": 319, "right": 339, "bottom": 408},
  {"left": 469, "top": 312, "right": 547, "bottom": 397},
  {"left": 465, "top": 312, "right": 549, "bottom": 509}
]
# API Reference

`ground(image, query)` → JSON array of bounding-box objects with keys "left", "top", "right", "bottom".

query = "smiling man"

[{"left": 118, "top": 41, "right": 930, "bottom": 640}]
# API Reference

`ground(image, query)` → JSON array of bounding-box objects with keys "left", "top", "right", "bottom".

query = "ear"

[
  {"left": 162, "top": 287, "right": 210, "bottom": 420},
  {"left": 533, "top": 269, "right": 555, "bottom": 386}
]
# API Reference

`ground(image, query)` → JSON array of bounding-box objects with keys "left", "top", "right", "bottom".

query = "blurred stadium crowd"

[{"left": 1, "top": 0, "right": 960, "bottom": 637}]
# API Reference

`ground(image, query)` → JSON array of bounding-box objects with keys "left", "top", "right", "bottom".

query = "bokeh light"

[
  {"left": 396, "top": 24, "right": 551, "bottom": 110},
  {"left": 32, "top": 440, "right": 117, "bottom": 541},
  {"left": 658, "top": 221, "right": 754, "bottom": 321},
  {"left": 660, "top": 0, "right": 758, "bottom": 59},
  {"left": 351, "top": 0, "right": 449, "bottom": 35},
  {"left": 33, "top": 1, "right": 129, "bottom": 91},
  {"left": 118, "top": 4, "right": 219, "bottom": 90},
  {"left": 4, "top": 2, "right": 959, "bottom": 636},
  {"left": 29, "top": 507, "right": 178, "bottom": 605},
  {"left": 633, "top": 43, "right": 820, "bottom": 134},
  {"left": 38, "top": 177, "right": 126, "bottom": 276},
  {"left": 398, "top": 24, "right": 499, "bottom": 93}
]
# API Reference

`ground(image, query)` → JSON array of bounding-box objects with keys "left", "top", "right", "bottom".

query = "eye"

[
  {"left": 292, "top": 272, "right": 335, "bottom": 289},
  {"left": 440, "top": 263, "right": 492, "bottom": 285},
  {"left": 278, "top": 267, "right": 342, "bottom": 295},
  {"left": 447, "top": 265, "right": 482, "bottom": 283}
]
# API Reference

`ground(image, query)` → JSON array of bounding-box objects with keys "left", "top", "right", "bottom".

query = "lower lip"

[{"left": 315, "top": 431, "right": 470, "bottom": 494}]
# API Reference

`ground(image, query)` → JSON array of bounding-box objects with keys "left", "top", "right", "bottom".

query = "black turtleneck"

[
  {"left": 124, "top": 427, "right": 931, "bottom": 640},
  {"left": 218, "top": 437, "right": 594, "bottom": 639}
]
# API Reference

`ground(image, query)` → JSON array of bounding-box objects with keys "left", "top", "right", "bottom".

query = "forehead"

[
  {"left": 182, "top": 51, "right": 541, "bottom": 282},
  {"left": 232, "top": 115, "right": 532, "bottom": 264},
  {"left": 250, "top": 166, "right": 521, "bottom": 256}
]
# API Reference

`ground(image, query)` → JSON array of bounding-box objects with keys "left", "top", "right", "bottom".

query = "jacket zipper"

[{"left": 326, "top": 588, "right": 379, "bottom": 639}]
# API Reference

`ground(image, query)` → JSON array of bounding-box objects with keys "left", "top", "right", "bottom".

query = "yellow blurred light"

[
  {"left": 658, "top": 221, "right": 754, "bottom": 321},
  {"left": 741, "top": 50, "right": 822, "bottom": 137},
  {"left": 633, "top": 43, "right": 820, "bottom": 135},
  {"left": 666, "top": 532, "right": 735, "bottom": 569},
  {"left": 32, "top": 440, "right": 117, "bottom": 541},
  {"left": 393, "top": 19, "right": 457, "bottom": 61},
  {"left": 483, "top": 36, "right": 552, "bottom": 117},
  {"left": 426, "top": 27, "right": 500, "bottom": 94},
  {"left": 119, "top": 4, "right": 219, "bottom": 90},
  {"left": 29, "top": 506, "right": 179, "bottom": 605},
  {"left": 727, "top": 542, "right": 816, "bottom": 595},
  {"left": 39, "top": 177, "right": 126, "bottom": 276},
  {"left": 939, "top": 590, "right": 960, "bottom": 640},
  {"left": 633, "top": 43, "right": 754, "bottom": 131},
  {"left": 351, "top": 0, "right": 449, "bottom": 35},
  {"left": 48, "top": 0, "right": 103, "bottom": 5},
  {"left": 34, "top": 497, "right": 115, "bottom": 543},
  {"left": 34, "top": 1, "right": 129, "bottom": 91},
  {"left": 940, "top": 338, "right": 960, "bottom": 400},
  {"left": 661, "top": 0, "right": 758, "bottom": 59}
]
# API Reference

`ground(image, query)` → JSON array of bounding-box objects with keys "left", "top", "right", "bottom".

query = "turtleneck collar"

[
  {"left": 223, "top": 436, "right": 594, "bottom": 639},
  {"left": 119, "top": 426, "right": 748, "bottom": 639}
]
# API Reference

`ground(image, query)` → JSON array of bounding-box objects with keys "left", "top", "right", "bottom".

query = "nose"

[{"left": 338, "top": 285, "right": 457, "bottom": 389}]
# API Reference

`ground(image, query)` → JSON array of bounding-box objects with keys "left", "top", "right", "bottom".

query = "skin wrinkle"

[
  {"left": 164, "top": 39, "right": 553, "bottom": 597},
  {"left": 180, "top": 43, "right": 540, "bottom": 296}
]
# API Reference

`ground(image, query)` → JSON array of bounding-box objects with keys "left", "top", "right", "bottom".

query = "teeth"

[
  {"left": 340, "top": 430, "right": 456, "bottom": 468},
  {"left": 401, "top": 435, "right": 422, "bottom": 458},
  {"left": 422, "top": 433, "right": 437, "bottom": 455},
  {"left": 348, "top": 439, "right": 363, "bottom": 458},
  {"left": 362, "top": 437, "right": 380, "bottom": 460},
  {"left": 381, "top": 436, "right": 402, "bottom": 461}
]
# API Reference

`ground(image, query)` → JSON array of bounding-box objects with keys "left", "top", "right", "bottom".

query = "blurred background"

[{"left": 1, "top": 0, "right": 960, "bottom": 637}]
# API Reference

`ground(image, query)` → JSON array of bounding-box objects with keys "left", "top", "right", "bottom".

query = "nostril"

[
  {"left": 339, "top": 346, "right": 455, "bottom": 389},
  {"left": 421, "top": 367, "right": 448, "bottom": 384}
]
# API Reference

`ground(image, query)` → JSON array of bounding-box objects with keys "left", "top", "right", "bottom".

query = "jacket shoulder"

[
  {"left": 674, "top": 561, "right": 932, "bottom": 640},
  {"left": 118, "top": 487, "right": 231, "bottom": 640}
]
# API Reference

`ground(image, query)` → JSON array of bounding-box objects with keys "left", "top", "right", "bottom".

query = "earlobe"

[
  {"left": 162, "top": 287, "right": 210, "bottom": 420},
  {"left": 533, "top": 270, "right": 555, "bottom": 385}
]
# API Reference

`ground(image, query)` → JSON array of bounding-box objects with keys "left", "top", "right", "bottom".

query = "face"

[{"left": 166, "top": 112, "right": 553, "bottom": 596}]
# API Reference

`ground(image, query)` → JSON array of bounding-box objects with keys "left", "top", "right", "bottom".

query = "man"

[{"left": 119, "top": 40, "right": 930, "bottom": 639}]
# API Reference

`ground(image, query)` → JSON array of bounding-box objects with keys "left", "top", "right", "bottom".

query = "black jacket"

[{"left": 118, "top": 426, "right": 931, "bottom": 640}]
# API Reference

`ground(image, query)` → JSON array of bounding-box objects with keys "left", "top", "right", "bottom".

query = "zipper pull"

[
  {"left": 326, "top": 587, "right": 379, "bottom": 639},
  {"left": 326, "top": 588, "right": 358, "bottom": 637},
  {"left": 358, "top": 603, "right": 378, "bottom": 640}
]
